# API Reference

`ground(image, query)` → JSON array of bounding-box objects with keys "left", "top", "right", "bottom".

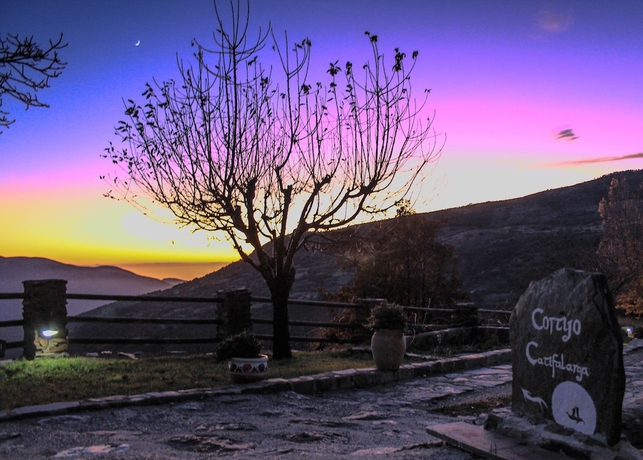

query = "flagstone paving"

[{"left": 0, "top": 341, "right": 640, "bottom": 459}]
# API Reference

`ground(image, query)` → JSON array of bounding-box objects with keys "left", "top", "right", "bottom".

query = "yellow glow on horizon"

[
  {"left": 421, "top": 155, "right": 602, "bottom": 211},
  {"left": 3, "top": 155, "right": 639, "bottom": 281},
  {"left": 116, "top": 262, "right": 230, "bottom": 280},
  {"left": 1, "top": 182, "right": 239, "bottom": 267}
]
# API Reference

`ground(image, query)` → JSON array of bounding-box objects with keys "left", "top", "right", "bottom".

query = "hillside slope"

[
  {"left": 432, "top": 170, "right": 623, "bottom": 308},
  {"left": 68, "top": 169, "right": 643, "bottom": 352}
]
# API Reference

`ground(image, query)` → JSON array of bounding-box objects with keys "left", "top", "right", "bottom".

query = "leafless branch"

[
  {"left": 104, "top": 0, "right": 443, "bottom": 357},
  {"left": 0, "top": 33, "right": 67, "bottom": 132}
]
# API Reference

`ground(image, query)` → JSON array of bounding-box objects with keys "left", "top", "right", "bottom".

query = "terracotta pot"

[
  {"left": 228, "top": 354, "right": 269, "bottom": 384},
  {"left": 371, "top": 329, "right": 406, "bottom": 371}
]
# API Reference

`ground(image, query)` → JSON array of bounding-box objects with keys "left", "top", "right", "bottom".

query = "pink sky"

[{"left": 1, "top": 0, "right": 642, "bottom": 280}]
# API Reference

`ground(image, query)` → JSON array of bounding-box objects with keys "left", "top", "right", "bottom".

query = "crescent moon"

[{"left": 135, "top": 40, "right": 141, "bottom": 46}]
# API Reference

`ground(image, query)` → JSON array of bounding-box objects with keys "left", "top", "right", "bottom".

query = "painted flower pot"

[
  {"left": 228, "top": 354, "right": 269, "bottom": 384},
  {"left": 371, "top": 329, "right": 406, "bottom": 371}
]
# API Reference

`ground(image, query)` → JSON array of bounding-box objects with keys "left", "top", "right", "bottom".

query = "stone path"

[
  {"left": 623, "top": 340, "right": 643, "bottom": 450},
  {"left": 0, "top": 350, "right": 513, "bottom": 423},
  {"left": 0, "top": 342, "right": 640, "bottom": 459},
  {"left": 0, "top": 365, "right": 514, "bottom": 459}
]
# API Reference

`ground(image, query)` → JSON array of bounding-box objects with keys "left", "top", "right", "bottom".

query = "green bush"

[
  {"left": 365, "top": 303, "right": 408, "bottom": 331},
  {"left": 214, "top": 330, "right": 262, "bottom": 362},
  {"left": 634, "top": 327, "right": 643, "bottom": 339}
]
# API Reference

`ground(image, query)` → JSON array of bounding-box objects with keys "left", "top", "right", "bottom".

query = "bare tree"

[
  {"left": 598, "top": 177, "right": 643, "bottom": 316},
  {"left": 0, "top": 33, "right": 67, "bottom": 132},
  {"left": 104, "top": 1, "right": 443, "bottom": 358}
]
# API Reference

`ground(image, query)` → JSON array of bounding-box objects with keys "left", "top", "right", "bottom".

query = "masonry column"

[
  {"left": 216, "top": 289, "right": 253, "bottom": 338},
  {"left": 22, "top": 279, "right": 69, "bottom": 360}
]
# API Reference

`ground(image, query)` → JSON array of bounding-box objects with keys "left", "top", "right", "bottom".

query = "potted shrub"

[
  {"left": 365, "top": 302, "right": 408, "bottom": 371},
  {"left": 214, "top": 330, "right": 268, "bottom": 384}
]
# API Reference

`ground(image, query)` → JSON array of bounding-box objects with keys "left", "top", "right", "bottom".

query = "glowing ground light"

[{"left": 41, "top": 329, "right": 59, "bottom": 338}]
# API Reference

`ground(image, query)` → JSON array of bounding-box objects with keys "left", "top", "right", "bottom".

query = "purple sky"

[{"left": 2, "top": 0, "right": 642, "bottom": 280}]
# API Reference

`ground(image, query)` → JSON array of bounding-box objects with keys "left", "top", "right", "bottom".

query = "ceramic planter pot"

[
  {"left": 228, "top": 354, "right": 269, "bottom": 384},
  {"left": 371, "top": 329, "right": 406, "bottom": 371}
]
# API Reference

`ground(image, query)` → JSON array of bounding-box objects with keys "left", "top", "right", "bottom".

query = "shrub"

[
  {"left": 365, "top": 303, "right": 408, "bottom": 331},
  {"left": 635, "top": 327, "right": 643, "bottom": 339},
  {"left": 214, "top": 330, "right": 262, "bottom": 362}
]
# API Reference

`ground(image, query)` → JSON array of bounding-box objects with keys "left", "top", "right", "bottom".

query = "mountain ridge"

[
  {"left": 0, "top": 256, "right": 181, "bottom": 295},
  {"left": 65, "top": 169, "right": 643, "bottom": 354},
  {"left": 6, "top": 169, "right": 643, "bottom": 355},
  {"left": 0, "top": 257, "right": 185, "bottom": 356}
]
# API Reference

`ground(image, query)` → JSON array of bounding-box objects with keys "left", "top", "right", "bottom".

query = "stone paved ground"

[
  {"left": 623, "top": 341, "right": 643, "bottom": 450},
  {"left": 0, "top": 365, "right": 515, "bottom": 459},
  {"left": 0, "top": 342, "right": 641, "bottom": 459}
]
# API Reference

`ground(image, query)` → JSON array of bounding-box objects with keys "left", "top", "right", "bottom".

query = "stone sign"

[{"left": 510, "top": 268, "right": 625, "bottom": 446}]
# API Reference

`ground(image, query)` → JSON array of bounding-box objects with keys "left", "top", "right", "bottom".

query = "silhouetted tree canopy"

[
  {"left": 333, "top": 212, "right": 466, "bottom": 309},
  {"left": 104, "top": 1, "right": 443, "bottom": 358},
  {"left": 0, "top": 33, "right": 67, "bottom": 133},
  {"left": 598, "top": 177, "right": 643, "bottom": 316}
]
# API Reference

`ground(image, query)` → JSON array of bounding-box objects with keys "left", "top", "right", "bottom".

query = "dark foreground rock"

[{"left": 511, "top": 268, "right": 625, "bottom": 446}]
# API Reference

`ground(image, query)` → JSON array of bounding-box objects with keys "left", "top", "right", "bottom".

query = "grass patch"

[
  {"left": 0, "top": 349, "right": 418, "bottom": 411},
  {"left": 435, "top": 395, "right": 511, "bottom": 416},
  {"left": 412, "top": 341, "right": 509, "bottom": 359}
]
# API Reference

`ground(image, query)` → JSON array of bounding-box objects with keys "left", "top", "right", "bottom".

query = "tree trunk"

[{"left": 267, "top": 272, "right": 294, "bottom": 360}]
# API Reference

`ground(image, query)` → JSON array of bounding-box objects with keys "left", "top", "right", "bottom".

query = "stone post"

[
  {"left": 454, "top": 303, "right": 478, "bottom": 327},
  {"left": 22, "top": 279, "right": 69, "bottom": 360},
  {"left": 216, "top": 289, "right": 253, "bottom": 338},
  {"left": 354, "top": 298, "right": 385, "bottom": 344}
]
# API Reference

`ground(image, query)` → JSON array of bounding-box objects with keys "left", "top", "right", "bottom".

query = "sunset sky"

[{"left": 2, "top": 1, "right": 642, "bottom": 280}]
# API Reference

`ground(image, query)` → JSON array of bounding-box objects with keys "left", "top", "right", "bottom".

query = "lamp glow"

[{"left": 41, "top": 329, "right": 58, "bottom": 338}]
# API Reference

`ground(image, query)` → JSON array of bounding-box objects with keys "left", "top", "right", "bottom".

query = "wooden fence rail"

[
  {"left": 0, "top": 286, "right": 377, "bottom": 354},
  {"left": 0, "top": 280, "right": 505, "bottom": 357},
  {"left": 69, "top": 317, "right": 222, "bottom": 325},
  {"left": 0, "top": 293, "right": 23, "bottom": 300}
]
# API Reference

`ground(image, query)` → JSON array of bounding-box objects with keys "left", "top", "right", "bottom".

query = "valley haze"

[
  {"left": 0, "top": 258, "right": 188, "bottom": 353},
  {"left": 4, "top": 171, "right": 642, "bottom": 336}
]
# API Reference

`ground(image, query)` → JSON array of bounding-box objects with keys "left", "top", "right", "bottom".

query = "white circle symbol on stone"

[{"left": 551, "top": 381, "right": 596, "bottom": 435}]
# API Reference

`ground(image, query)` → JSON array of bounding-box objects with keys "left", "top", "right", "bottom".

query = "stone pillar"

[
  {"left": 22, "top": 279, "right": 69, "bottom": 360},
  {"left": 354, "top": 298, "right": 385, "bottom": 344},
  {"left": 216, "top": 289, "right": 253, "bottom": 338},
  {"left": 454, "top": 303, "right": 478, "bottom": 327}
]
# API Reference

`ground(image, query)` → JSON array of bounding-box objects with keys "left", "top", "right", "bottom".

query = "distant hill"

[
  {"left": 0, "top": 257, "right": 182, "bottom": 297},
  {"left": 68, "top": 169, "right": 643, "bottom": 354},
  {"left": 0, "top": 257, "right": 183, "bottom": 356},
  {"left": 67, "top": 247, "right": 352, "bottom": 354},
  {"left": 6, "top": 169, "right": 642, "bottom": 355},
  {"left": 432, "top": 170, "right": 619, "bottom": 309}
]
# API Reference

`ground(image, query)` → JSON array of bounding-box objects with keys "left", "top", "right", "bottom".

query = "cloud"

[
  {"left": 555, "top": 129, "right": 578, "bottom": 141},
  {"left": 552, "top": 152, "right": 643, "bottom": 167},
  {"left": 535, "top": 8, "right": 574, "bottom": 36}
]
